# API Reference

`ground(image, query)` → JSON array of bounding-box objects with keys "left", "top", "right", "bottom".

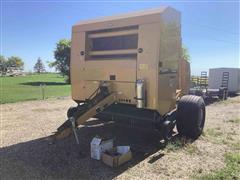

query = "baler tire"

[
  {"left": 176, "top": 95, "right": 205, "bottom": 139},
  {"left": 67, "top": 106, "right": 77, "bottom": 118}
]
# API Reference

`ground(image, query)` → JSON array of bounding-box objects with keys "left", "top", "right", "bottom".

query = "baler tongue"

[
  {"left": 54, "top": 84, "right": 116, "bottom": 142},
  {"left": 54, "top": 117, "right": 80, "bottom": 143},
  {"left": 54, "top": 120, "right": 72, "bottom": 140}
]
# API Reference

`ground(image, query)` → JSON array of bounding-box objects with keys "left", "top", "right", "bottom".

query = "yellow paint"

[{"left": 139, "top": 64, "right": 149, "bottom": 70}]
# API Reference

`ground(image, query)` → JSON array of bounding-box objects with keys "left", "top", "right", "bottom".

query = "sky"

[{"left": 1, "top": 0, "right": 239, "bottom": 75}]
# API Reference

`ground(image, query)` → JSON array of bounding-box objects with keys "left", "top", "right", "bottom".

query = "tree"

[
  {"left": 6, "top": 56, "right": 24, "bottom": 69},
  {"left": 182, "top": 46, "right": 190, "bottom": 62},
  {"left": 49, "top": 39, "right": 71, "bottom": 83},
  {"left": 0, "top": 55, "right": 7, "bottom": 74},
  {"left": 34, "top": 57, "right": 46, "bottom": 73}
]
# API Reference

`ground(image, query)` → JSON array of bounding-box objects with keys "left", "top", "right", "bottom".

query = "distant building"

[
  {"left": 5, "top": 66, "right": 24, "bottom": 76},
  {"left": 208, "top": 68, "right": 240, "bottom": 94}
]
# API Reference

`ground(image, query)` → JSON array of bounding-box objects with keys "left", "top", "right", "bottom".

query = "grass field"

[{"left": 0, "top": 73, "right": 71, "bottom": 103}]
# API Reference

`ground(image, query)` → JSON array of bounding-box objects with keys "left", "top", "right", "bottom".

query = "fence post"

[{"left": 40, "top": 83, "right": 46, "bottom": 100}]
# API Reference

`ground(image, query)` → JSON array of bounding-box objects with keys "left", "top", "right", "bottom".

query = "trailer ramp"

[{"left": 54, "top": 86, "right": 116, "bottom": 140}]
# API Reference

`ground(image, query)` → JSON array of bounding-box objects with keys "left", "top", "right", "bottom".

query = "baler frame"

[
  {"left": 54, "top": 6, "right": 206, "bottom": 144},
  {"left": 55, "top": 82, "right": 178, "bottom": 142}
]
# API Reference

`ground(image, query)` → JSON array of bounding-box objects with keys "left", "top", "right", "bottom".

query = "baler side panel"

[
  {"left": 71, "top": 26, "right": 138, "bottom": 102},
  {"left": 137, "top": 23, "right": 161, "bottom": 109},
  {"left": 158, "top": 8, "right": 181, "bottom": 114},
  {"left": 71, "top": 31, "right": 86, "bottom": 101}
]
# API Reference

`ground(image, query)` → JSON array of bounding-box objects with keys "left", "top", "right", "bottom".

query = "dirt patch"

[{"left": 0, "top": 96, "right": 239, "bottom": 179}]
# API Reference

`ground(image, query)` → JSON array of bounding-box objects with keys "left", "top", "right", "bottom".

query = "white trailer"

[{"left": 209, "top": 68, "right": 240, "bottom": 94}]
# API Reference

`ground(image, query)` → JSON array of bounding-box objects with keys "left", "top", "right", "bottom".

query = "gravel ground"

[{"left": 0, "top": 96, "right": 239, "bottom": 180}]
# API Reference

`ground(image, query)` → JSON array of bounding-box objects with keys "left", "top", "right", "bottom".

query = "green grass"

[
  {"left": 199, "top": 152, "right": 240, "bottom": 180},
  {"left": 185, "top": 143, "right": 200, "bottom": 155},
  {"left": 218, "top": 98, "right": 240, "bottom": 105},
  {"left": 227, "top": 118, "right": 240, "bottom": 124},
  {"left": 165, "top": 137, "right": 193, "bottom": 152},
  {"left": 232, "top": 143, "right": 240, "bottom": 151},
  {"left": 0, "top": 73, "right": 71, "bottom": 103},
  {"left": 203, "top": 128, "right": 223, "bottom": 137},
  {"left": 165, "top": 137, "right": 200, "bottom": 155},
  {"left": 165, "top": 139, "right": 185, "bottom": 152}
]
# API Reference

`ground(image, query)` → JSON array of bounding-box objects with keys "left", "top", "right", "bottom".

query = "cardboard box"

[
  {"left": 102, "top": 146, "right": 132, "bottom": 167},
  {"left": 90, "top": 137, "right": 113, "bottom": 160}
]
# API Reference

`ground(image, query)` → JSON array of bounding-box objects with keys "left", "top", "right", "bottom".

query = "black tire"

[
  {"left": 176, "top": 95, "right": 205, "bottom": 139},
  {"left": 67, "top": 106, "right": 77, "bottom": 118}
]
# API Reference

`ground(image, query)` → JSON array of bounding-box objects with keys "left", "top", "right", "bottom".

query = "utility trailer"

[
  {"left": 190, "top": 71, "right": 229, "bottom": 100},
  {"left": 55, "top": 7, "right": 206, "bottom": 142},
  {"left": 209, "top": 68, "right": 240, "bottom": 95}
]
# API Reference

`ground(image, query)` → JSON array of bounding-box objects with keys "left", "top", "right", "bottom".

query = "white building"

[{"left": 208, "top": 68, "right": 240, "bottom": 94}]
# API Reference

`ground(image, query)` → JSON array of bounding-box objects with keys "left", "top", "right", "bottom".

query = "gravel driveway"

[{"left": 0, "top": 96, "right": 239, "bottom": 179}]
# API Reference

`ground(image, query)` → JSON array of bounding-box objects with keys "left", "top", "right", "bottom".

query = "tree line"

[
  {"left": 0, "top": 55, "right": 47, "bottom": 75},
  {"left": 0, "top": 39, "right": 71, "bottom": 81},
  {"left": 0, "top": 56, "right": 24, "bottom": 73}
]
